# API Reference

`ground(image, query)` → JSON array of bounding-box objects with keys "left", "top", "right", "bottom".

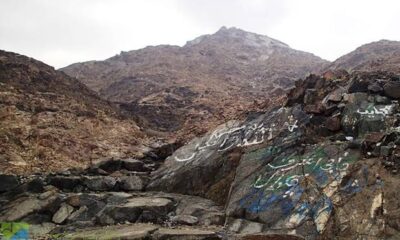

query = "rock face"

[
  {"left": 61, "top": 27, "right": 328, "bottom": 140},
  {"left": 327, "top": 39, "right": 400, "bottom": 74},
  {"left": 0, "top": 50, "right": 148, "bottom": 175},
  {"left": 149, "top": 71, "right": 400, "bottom": 239}
]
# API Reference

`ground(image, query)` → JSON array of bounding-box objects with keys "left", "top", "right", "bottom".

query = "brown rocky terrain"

[
  {"left": 327, "top": 39, "right": 400, "bottom": 74},
  {"left": 0, "top": 50, "right": 150, "bottom": 175},
  {"left": 1, "top": 70, "right": 400, "bottom": 239},
  {"left": 61, "top": 27, "right": 328, "bottom": 141}
]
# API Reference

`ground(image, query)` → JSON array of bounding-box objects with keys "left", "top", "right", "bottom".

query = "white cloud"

[{"left": 0, "top": 0, "right": 399, "bottom": 68}]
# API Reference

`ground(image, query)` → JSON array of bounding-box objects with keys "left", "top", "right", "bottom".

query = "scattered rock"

[
  {"left": 0, "top": 195, "right": 59, "bottom": 221},
  {"left": 84, "top": 176, "right": 117, "bottom": 191},
  {"left": 29, "top": 223, "right": 57, "bottom": 239},
  {"left": 325, "top": 116, "right": 341, "bottom": 131},
  {"left": 52, "top": 203, "right": 74, "bottom": 224},
  {"left": 367, "top": 82, "right": 383, "bottom": 93},
  {"left": 99, "top": 197, "right": 174, "bottom": 224},
  {"left": 47, "top": 176, "right": 82, "bottom": 191},
  {"left": 119, "top": 176, "right": 145, "bottom": 191},
  {"left": 122, "top": 159, "right": 148, "bottom": 172},
  {"left": 170, "top": 215, "right": 199, "bottom": 225},
  {"left": 67, "top": 205, "right": 88, "bottom": 221}
]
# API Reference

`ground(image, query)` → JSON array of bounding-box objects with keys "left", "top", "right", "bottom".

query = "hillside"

[
  {"left": 327, "top": 40, "right": 400, "bottom": 74},
  {"left": 0, "top": 50, "right": 148, "bottom": 174}
]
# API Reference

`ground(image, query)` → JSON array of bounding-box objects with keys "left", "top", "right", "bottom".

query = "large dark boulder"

[
  {"left": 0, "top": 174, "right": 19, "bottom": 192},
  {"left": 384, "top": 81, "right": 400, "bottom": 98}
]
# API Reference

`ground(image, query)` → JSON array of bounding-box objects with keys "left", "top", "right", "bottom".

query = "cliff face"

[
  {"left": 327, "top": 40, "right": 400, "bottom": 74},
  {"left": 61, "top": 27, "right": 328, "bottom": 140},
  {"left": 0, "top": 50, "right": 148, "bottom": 174}
]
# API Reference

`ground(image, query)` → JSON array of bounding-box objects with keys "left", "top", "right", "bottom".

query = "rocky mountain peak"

[{"left": 186, "top": 26, "right": 289, "bottom": 49}]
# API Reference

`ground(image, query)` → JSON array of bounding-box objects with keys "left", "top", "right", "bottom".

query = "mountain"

[
  {"left": 0, "top": 50, "right": 149, "bottom": 175},
  {"left": 327, "top": 40, "right": 400, "bottom": 73},
  {"left": 61, "top": 27, "right": 328, "bottom": 140}
]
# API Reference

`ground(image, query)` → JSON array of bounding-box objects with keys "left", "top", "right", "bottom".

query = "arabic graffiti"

[
  {"left": 237, "top": 146, "right": 358, "bottom": 232},
  {"left": 357, "top": 104, "right": 393, "bottom": 116},
  {"left": 251, "top": 148, "right": 356, "bottom": 197},
  {"left": 239, "top": 147, "right": 357, "bottom": 212},
  {"left": 174, "top": 115, "right": 299, "bottom": 162}
]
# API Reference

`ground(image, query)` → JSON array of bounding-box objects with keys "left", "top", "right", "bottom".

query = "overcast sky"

[{"left": 1, "top": 0, "right": 399, "bottom": 68}]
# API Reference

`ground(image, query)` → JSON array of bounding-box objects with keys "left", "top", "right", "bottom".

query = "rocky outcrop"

[{"left": 149, "top": 71, "right": 400, "bottom": 239}]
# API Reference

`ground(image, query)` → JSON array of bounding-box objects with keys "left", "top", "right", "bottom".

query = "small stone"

[
  {"left": 52, "top": 203, "right": 74, "bottom": 224},
  {"left": 38, "top": 190, "right": 55, "bottom": 200},
  {"left": 66, "top": 195, "right": 81, "bottom": 207},
  {"left": 119, "top": 176, "right": 144, "bottom": 191},
  {"left": 326, "top": 90, "right": 343, "bottom": 102},
  {"left": 99, "top": 197, "right": 173, "bottom": 224},
  {"left": 29, "top": 223, "right": 57, "bottom": 239},
  {"left": 47, "top": 176, "right": 82, "bottom": 191},
  {"left": 381, "top": 146, "right": 392, "bottom": 157},
  {"left": 368, "top": 82, "right": 383, "bottom": 93},
  {"left": 83, "top": 176, "right": 117, "bottom": 191},
  {"left": 67, "top": 206, "right": 88, "bottom": 221},
  {"left": 364, "top": 132, "right": 386, "bottom": 143},
  {"left": 375, "top": 95, "right": 391, "bottom": 104},
  {"left": 170, "top": 215, "right": 199, "bottom": 225},
  {"left": 122, "top": 159, "right": 148, "bottom": 172},
  {"left": 304, "top": 104, "right": 323, "bottom": 113},
  {"left": 325, "top": 117, "right": 341, "bottom": 131}
]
